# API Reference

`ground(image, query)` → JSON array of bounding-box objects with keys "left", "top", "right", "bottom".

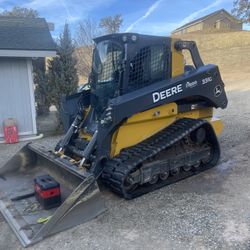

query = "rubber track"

[{"left": 101, "top": 118, "right": 219, "bottom": 199}]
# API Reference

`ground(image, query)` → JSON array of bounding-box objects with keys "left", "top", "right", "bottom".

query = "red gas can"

[{"left": 3, "top": 118, "right": 19, "bottom": 144}]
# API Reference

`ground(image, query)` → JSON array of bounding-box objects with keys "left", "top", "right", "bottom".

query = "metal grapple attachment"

[{"left": 0, "top": 143, "right": 106, "bottom": 247}]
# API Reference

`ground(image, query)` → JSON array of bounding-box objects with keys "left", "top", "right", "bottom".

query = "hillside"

[{"left": 173, "top": 31, "right": 250, "bottom": 90}]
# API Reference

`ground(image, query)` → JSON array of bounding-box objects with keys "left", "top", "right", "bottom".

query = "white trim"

[
  {"left": 0, "top": 131, "right": 34, "bottom": 137},
  {"left": 0, "top": 49, "right": 56, "bottom": 58},
  {"left": 19, "top": 131, "right": 34, "bottom": 136},
  {"left": 0, "top": 134, "right": 44, "bottom": 143},
  {"left": 27, "top": 59, "right": 37, "bottom": 136}
]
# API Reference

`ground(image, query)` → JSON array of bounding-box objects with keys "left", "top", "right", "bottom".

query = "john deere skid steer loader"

[{"left": 0, "top": 33, "right": 228, "bottom": 246}]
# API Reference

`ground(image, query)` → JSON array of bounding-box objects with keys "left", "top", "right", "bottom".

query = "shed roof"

[
  {"left": 172, "top": 9, "right": 241, "bottom": 33},
  {"left": 0, "top": 17, "right": 56, "bottom": 56}
]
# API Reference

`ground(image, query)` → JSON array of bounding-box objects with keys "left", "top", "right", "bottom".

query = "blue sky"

[{"left": 1, "top": 0, "right": 249, "bottom": 36}]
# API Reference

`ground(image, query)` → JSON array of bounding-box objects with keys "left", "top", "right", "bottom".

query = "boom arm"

[{"left": 175, "top": 40, "right": 204, "bottom": 68}]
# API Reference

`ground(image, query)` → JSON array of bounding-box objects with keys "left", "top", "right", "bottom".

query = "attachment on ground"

[{"left": 0, "top": 143, "right": 106, "bottom": 247}]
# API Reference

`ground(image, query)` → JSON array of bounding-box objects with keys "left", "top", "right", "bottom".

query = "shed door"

[{"left": 0, "top": 58, "right": 36, "bottom": 137}]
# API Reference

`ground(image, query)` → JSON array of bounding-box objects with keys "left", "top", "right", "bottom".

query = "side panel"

[
  {"left": 110, "top": 103, "right": 177, "bottom": 157},
  {"left": 110, "top": 103, "right": 217, "bottom": 157}
]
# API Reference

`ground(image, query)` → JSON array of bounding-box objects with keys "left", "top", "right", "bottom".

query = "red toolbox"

[
  {"left": 3, "top": 118, "right": 18, "bottom": 144},
  {"left": 34, "top": 175, "right": 61, "bottom": 209}
]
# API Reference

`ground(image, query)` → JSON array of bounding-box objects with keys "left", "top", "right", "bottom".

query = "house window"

[{"left": 214, "top": 21, "right": 220, "bottom": 29}]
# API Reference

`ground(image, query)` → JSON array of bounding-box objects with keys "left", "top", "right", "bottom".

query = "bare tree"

[
  {"left": 99, "top": 14, "right": 123, "bottom": 34},
  {"left": 75, "top": 19, "right": 101, "bottom": 82},
  {"left": 0, "top": 6, "right": 39, "bottom": 18},
  {"left": 232, "top": 0, "right": 250, "bottom": 24}
]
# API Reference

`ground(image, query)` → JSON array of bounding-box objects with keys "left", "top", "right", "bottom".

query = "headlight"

[
  {"left": 131, "top": 35, "right": 137, "bottom": 42},
  {"left": 122, "top": 35, "right": 127, "bottom": 42}
]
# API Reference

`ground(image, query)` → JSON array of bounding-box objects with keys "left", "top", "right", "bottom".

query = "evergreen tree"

[
  {"left": 47, "top": 23, "right": 79, "bottom": 112},
  {"left": 34, "top": 69, "right": 50, "bottom": 115}
]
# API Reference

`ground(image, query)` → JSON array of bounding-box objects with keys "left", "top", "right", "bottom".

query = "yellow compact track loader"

[{"left": 0, "top": 33, "right": 228, "bottom": 247}]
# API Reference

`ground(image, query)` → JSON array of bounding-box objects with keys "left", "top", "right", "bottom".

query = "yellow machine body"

[{"left": 110, "top": 103, "right": 224, "bottom": 157}]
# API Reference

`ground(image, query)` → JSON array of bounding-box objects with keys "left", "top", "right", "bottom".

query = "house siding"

[
  {"left": 172, "top": 10, "right": 242, "bottom": 35},
  {"left": 202, "top": 12, "right": 242, "bottom": 32},
  {"left": 186, "top": 22, "right": 203, "bottom": 33},
  {"left": 0, "top": 58, "right": 36, "bottom": 137}
]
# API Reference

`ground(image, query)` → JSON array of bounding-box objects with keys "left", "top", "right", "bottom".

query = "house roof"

[
  {"left": 172, "top": 9, "right": 241, "bottom": 33},
  {"left": 0, "top": 17, "right": 56, "bottom": 53}
]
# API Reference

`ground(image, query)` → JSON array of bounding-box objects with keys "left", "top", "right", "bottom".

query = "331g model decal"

[
  {"left": 152, "top": 84, "right": 183, "bottom": 103},
  {"left": 202, "top": 77, "right": 213, "bottom": 85}
]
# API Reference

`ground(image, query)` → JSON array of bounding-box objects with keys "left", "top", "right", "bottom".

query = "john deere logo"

[{"left": 214, "top": 85, "right": 222, "bottom": 97}]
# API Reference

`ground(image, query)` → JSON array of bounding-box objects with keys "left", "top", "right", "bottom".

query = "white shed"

[{"left": 0, "top": 17, "right": 56, "bottom": 140}]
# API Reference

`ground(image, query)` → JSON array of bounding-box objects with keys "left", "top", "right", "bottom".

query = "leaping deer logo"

[{"left": 214, "top": 85, "right": 222, "bottom": 97}]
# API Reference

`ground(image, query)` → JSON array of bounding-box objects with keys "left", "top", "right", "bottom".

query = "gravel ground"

[{"left": 0, "top": 84, "right": 250, "bottom": 250}]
